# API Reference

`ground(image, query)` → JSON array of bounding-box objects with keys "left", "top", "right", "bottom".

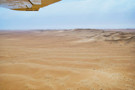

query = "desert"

[{"left": 0, "top": 29, "right": 135, "bottom": 90}]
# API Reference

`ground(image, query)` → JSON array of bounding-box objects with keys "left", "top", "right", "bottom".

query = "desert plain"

[{"left": 0, "top": 29, "right": 135, "bottom": 90}]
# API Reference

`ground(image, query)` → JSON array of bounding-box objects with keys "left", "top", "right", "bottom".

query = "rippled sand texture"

[{"left": 0, "top": 29, "right": 135, "bottom": 90}]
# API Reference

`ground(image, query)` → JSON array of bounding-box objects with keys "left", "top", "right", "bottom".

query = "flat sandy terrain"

[{"left": 0, "top": 29, "right": 135, "bottom": 90}]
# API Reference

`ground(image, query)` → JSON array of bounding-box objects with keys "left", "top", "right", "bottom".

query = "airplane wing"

[{"left": 0, "top": 0, "right": 61, "bottom": 11}]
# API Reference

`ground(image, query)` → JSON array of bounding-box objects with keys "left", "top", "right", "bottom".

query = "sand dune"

[{"left": 0, "top": 29, "right": 135, "bottom": 90}]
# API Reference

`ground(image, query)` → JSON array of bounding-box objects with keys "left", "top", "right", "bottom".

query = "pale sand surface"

[{"left": 0, "top": 29, "right": 135, "bottom": 90}]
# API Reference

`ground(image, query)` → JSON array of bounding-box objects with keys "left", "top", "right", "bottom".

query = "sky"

[{"left": 0, "top": 0, "right": 135, "bottom": 30}]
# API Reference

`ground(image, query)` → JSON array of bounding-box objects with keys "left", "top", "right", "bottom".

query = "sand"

[{"left": 0, "top": 29, "right": 135, "bottom": 90}]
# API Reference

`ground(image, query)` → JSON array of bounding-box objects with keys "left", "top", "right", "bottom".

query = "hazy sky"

[{"left": 0, "top": 0, "right": 135, "bottom": 30}]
